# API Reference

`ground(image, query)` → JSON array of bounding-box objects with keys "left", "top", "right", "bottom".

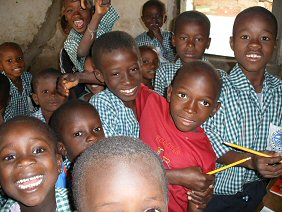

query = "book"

[{"left": 269, "top": 178, "right": 282, "bottom": 197}]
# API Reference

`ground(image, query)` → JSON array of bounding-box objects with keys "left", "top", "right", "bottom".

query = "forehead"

[
  {"left": 64, "top": 0, "right": 80, "bottom": 7},
  {"left": 176, "top": 20, "right": 208, "bottom": 34},
  {"left": 0, "top": 46, "right": 23, "bottom": 56},
  {"left": 100, "top": 49, "right": 139, "bottom": 66},
  {"left": 143, "top": 5, "right": 163, "bottom": 14},
  {"left": 140, "top": 48, "right": 157, "bottom": 57}
]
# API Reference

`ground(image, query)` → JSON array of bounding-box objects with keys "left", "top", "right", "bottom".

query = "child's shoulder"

[{"left": 89, "top": 89, "right": 122, "bottom": 109}]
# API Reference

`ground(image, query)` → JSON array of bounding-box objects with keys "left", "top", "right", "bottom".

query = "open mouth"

[
  {"left": 74, "top": 20, "right": 84, "bottom": 29},
  {"left": 120, "top": 86, "right": 137, "bottom": 96},
  {"left": 16, "top": 175, "right": 44, "bottom": 191},
  {"left": 246, "top": 53, "right": 262, "bottom": 61}
]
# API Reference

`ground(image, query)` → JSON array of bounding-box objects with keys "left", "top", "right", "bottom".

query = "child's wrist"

[{"left": 87, "top": 24, "right": 99, "bottom": 40}]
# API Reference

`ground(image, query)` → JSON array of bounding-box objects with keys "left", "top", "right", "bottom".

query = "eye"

[
  {"left": 7, "top": 59, "right": 12, "bottom": 63},
  {"left": 93, "top": 127, "right": 102, "bottom": 133},
  {"left": 17, "top": 57, "right": 23, "bottom": 61},
  {"left": 240, "top": 35, "right": 249, "bottom": 40},
  {"left": 130, "top": 67, "right": 139, "bottom": 72},
  {"left": 73, "top": 131, "right": 83, "bottom": 137},
  {"left": 261, "top": 36, "right": 270, "bottom": 41},
  {"left": 142, "top": 59, "right": 150, "bottom": 65},
  {"left": 4, "top": 154, "right": 16, "bottom": 161},
  {"left": 32, "top": 147, "right": 45, "bottom": 154},
  {"left": 111, "top": 72, "right": 119, "bottom": 77},
  {"left": 144, "top": 208, "right": 161, "bottom": 212},
  {"left": 66, "top": 8, "right": 73, "bottom": 14},
  {"left": 177, "top": 93, "right": 187, "bottom": 99},
  {"left": 41, "top": 90, "right": 49, "bottom": 94},
  {"left": 179, "top": 36, "right": 187, "bottom": 41},
  {"left": 200, "top": 100, "right": 211, "bottom": 107},
  {"left": 195, "top": 37, "right": 203, "bottom": 42}
]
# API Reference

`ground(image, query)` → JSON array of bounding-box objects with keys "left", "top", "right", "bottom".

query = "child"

[
  {"left": 139, "top": 45, "right": 160, "bottom": 89},
  {"left": 0, "top": 42, "right": 35, "bottom": 121},
  {"left": 203, "top": 6, "right": 282, "bottom": 211},
  {"left": 31, "top": 68, "right": 67, "bottom": 124},
  {"left": 136, "top": 0, "right": 175, "bottom": 63},
  {"left": 154, "top": 10, "right": 214, "bottom": 96},
  {"left": 0, "top": 116, "right": 73, "bottom": 211},
  {"left": 50, "top": 100, "right": 105, "bottom": 188},
  {"left": 72, "top": 136, "right": 168, "bottom": 211},
  {"left": 80, "top": 57, "right": 105, "bottom": 102},
  {"left": 64, "top": 0, "right": 119, "bottom": 72},
  {"left": 137, "top": 61, "right": 221, "bottom": 211},
  {"left": 0, "top": 73, "right": 10, "bottom": 125}
]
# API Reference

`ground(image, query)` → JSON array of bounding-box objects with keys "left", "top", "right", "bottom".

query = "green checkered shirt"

[
  {"left": 64, "top": 6, "right": 119, "bottom": 72},
  {"left": 0, "top": 188, "right": 74, "bottom": 211},
  {"left": 203, "top": 63, "right": 282, "bottom": 195}
]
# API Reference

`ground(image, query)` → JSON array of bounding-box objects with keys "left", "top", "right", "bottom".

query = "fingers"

[
  {"left": 188, "top": 187, "right": 213, "bottom": 209},
  {"left": 80, "top": 0, "right": 87, "bottom": 9}
]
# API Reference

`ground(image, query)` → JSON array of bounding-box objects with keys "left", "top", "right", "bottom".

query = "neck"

[
  {"left": 142, "top": 79, "right": 153, "bottom": 89},
  {"left": 41, "top": 109, "right": 53, "bottom": 124},
  {"left": 243, "top": 70, "right": 265, "bottom": 93},
  {"left": 147, "top": 30, "right": 155, "bottom": 39}
]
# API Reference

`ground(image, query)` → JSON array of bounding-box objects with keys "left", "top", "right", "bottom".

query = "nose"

[
  {"left": 85, "top": 132, "right": 99, "bottom": 145},
  {"left": 186, "top": 38, "right": 195, "bottom": 48},
  {"left": 122, "top": 73, "right": 132, "bottom": 85},
  {"left": 17, "top": 155, "right": 36, "bottom": 168},
  {"left": 184, "top": 99, "right": 197, "bottom": 114},
  {"left": 248, "top": 37, "right": 261, "bottom": 49}
]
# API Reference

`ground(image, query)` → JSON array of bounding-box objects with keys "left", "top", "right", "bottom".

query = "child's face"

[
  {"left": 140, "top": 49, "right": 159, "bottom": 81},
  {"left": 0, "top": 47, "right": 24, "bottom": 81},
  {"left": 82, "top": 160, "right": 167, "bottom": 211},
  {"left": 0, "top": 122, "right": 61, "bottom": 207},
  {"left": 64, "top": 0, "right": 91, "bottom": 33},
  {"left": 173, "top": 21, "right": 210, "bottom": 64},
  {"left": 98, "top": 49, "right": 142, "bottom": 108},
  {"left": 60, "top": 106, "right": 105, "bottom": 162},
  {"left": 230, "top": 13, "right": 276, "bottom": 74},
  {"left": 32, "top": 76, "right": 67, "bottom": 114},
  {"left": 167, "top": 70, "right": 220, "bottom": 132},
  {"left": 142, "top": 5, "right": 166, "bottom": 32}
]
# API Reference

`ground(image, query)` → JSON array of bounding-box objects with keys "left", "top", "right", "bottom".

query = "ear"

[
  {"left": 57, "top": 142, "right": 68, "bottom": 157},
  {"left": 56, "top": 153, "right": 63, "bottom": 174},
  {"left": 163, "top": 15, "right": 167, "bottom": 24},
  {"left": 206, "top": 37, "right": 211, "bottom": 49},
  {"left": 210, "top": 102, "right": 221, "bottom": 117},
  {"left": 94, "top": 69, "right": 105, "bottom": 84},
  {"left": 229, "top": 36, "right": 234, "bottom": 51},
  {"left": 166, "top": 85, "right": 172, "bottom": 102},
  {"left": 172, "top": 34, "right": 176, "bottom": 47},
  {"left": 32, "top": 93, "right": 39, "bottom": 105}
]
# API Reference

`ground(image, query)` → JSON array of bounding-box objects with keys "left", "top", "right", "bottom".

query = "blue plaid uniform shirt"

[
  {"left": 89, "top": 88, "right": 139, "bottom": 138},
  {"left": 203, "top": 63, "right": 282, "bottom": 195},
  {"left": 3, "top": 71, "right": 35, "bottom": 121},
  {"left": 135, "top": 31, "right": 176, "bottom": 63},
  {"left": 0, "top": 188, "right": 74, "bottom": 212},
  {"left": 31, "top": 108, "right": 46, "bottom": 123},
  {"left": 64, "top": 6, "right": 119, "bottom": 72}
]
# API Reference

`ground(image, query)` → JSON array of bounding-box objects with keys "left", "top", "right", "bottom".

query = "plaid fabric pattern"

[
  {"left": 31, "top": 108, "right": 46, "bottom": 123},
  {"left": 89, "top": 88, "right": 139, "bottom": 138},
  {"left": 64, "top": 6, "right": 119, "bottom": 72},
  {"left": 0, "top": 188, "right": 74, "bottom": 212},
  {"left": 203, "top": 63, "right": 282, "bottom": 195},
  {"left": 135, "top": 31, "right": 175, "bottom": 63},
  {"left": 3, "top": 71, "right": 35, "bottom": 121}
]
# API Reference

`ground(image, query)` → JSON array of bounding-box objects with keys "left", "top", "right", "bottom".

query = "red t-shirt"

[{"left": 136, "top": 85, "right": 216, "bottom": 212}]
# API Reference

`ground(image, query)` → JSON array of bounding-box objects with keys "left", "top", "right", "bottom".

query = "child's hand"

[
  {"left": 57, "top": 74, "right": 79, "bottom": 97},
  {"left": 150, "top": 24, "right": 163, "bottom": 44},
  {"left": 94, "top": 0, "right": 111, "bottom": 16},
  {"left": 80, "top": 0, "right": 88, "bottom": 9},
  {"left": 187, "top": 184, "right": 213, "bottom": 210},
  {"left": 250, "top": 151, "right": 282, "bottom": 178}
]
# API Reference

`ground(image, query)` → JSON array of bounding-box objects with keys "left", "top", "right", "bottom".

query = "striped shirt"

[
  {"left": 64, "top": 6, "right": 119, "bottom": 72},
  {"left": 0, "top": 188, "right": 74, "bottom": 212},
  {"left": 89, "top": 88, "right": 139, "bottom": 138},
  {"left": 135, "top": 31, "right": 176, "bottom": 63},
  {"left": 203, "top": 63, "right": 282, "bottom": 195},
  {"left": 31, "top": 108, "right": 46, "bottom": 123},
  {"left": 3, "top": 71, "right": 35, "bottom": 121}
]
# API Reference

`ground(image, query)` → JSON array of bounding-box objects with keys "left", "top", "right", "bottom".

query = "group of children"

[{"left": 0, "top": 0, "right": 281, "bottom": 211}]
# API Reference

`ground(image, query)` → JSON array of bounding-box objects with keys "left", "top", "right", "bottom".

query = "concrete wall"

[{"left": 0, "top": 0, "right": 177, "bottom": 74}]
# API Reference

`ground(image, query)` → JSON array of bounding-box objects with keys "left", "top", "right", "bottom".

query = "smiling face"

[
  {"left": 82, "top": 159, "right": 167, "bottom": 212},
  {"left": 32, "top": 75, "right": 67, "bottom": 116},
  {"left": 140, "top": 48, "right": 159, "bottom": 84},
  {"left": 64, "top": 0, "right": 91, "bottom": 33},
  {"left": 59, "top": 105, "right": 105, "bottom": 162},
  {"left": 98, "top": 49, "right": 142, "bottom": 108},
  {"left": 0, "top": 46, "right": 24, "bottom": 81},
  {"left": 230, "top": 12, "right": 276, "bottom": 75},
  {"left": 142, "top": 5, "right": 166, "bottom": 33},
  {"left": 172, "top": 21, "right": 210, "bottom": 64},
  {"left": 0, "top": 120, "right": 61, "bottom": 208},
  {"left": 167, "top": 68, "right": 220, "bottom": 132}
]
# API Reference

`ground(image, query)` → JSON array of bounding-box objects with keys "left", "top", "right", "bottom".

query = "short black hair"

[
  {"left": 49, "top": 99, "right": 100, "bottom": 143},
  {"left": 32, "top": 68, "right": 61, "bottom": 93},
  {"left": 0, "top": 73, "right": 10, "bottom": 108},
  {"left": 72, "top": 136, "right": 168, "bottom": 211},
  {"left": 173, "top": 10, "right": 210, "bottom": 36},
  {"left": 0, "top": 116, "right": 58, "bottom": 152},
  {"left": 0, "top": 42, "right": 23, "bottom": 58},
  {"left": 142, "top": 0, "right": 166, "bottom": 16},
  {"left": 171, "top": 60, "right": 222, "bottom": 100},
  {"left": 139, "top": 45, "right": 157, "bottom": 54},
  {"left": 60, "top": 15, "right": 69, "bottom": 32},
  {"left": 91, "top": 31, "right": 141, "bottom": 71},
  {"left": 233, "top": 6, "right": 278, "bottom": 37}
]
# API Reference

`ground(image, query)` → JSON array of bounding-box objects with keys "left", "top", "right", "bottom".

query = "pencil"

[
  {"left": 224, "top": 142, "right": 282, "bottom": 163},
  {"left": 207, "top": 157, "right": 251, "bottom": 175}
]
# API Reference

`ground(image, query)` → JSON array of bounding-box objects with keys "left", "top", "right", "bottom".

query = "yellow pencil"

[
  {"left": 224, "top": 142, "right": 282, "bottom": 163},
  {"left": 207, "top": 157, "right": 251, "bottom": 175}
]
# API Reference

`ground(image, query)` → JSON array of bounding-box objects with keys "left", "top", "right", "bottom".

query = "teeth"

[
  {"left": 74, "top": 20, "right": 83, "bottom": 28},
  {"left": 120, "top": 87, "right": 136, "bottom": 94},
  {"left": 246, "top": 54, "right": 261, "bottom": 59},
  {"left": 16, "top": 175, "right": 43, "bottom": 190}
]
